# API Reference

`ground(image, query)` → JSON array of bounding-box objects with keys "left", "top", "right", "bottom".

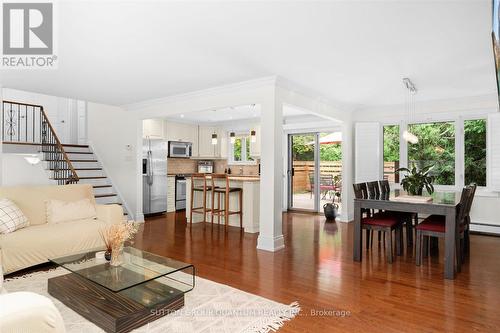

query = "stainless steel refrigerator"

[{"left": 143, "top": 137, "right": 168, "bottom": 215}]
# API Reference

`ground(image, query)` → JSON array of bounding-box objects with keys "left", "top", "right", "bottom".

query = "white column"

[
  {"left": 338, "top": 119, "right": 354, "bottom": 222},
  {"left": 257, "top": 93, "right": 284, "bottom": 251}
]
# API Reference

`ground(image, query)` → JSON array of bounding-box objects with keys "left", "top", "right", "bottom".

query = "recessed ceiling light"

[{"left": 180, "top": 114, "right": 185, "bottom": 118}]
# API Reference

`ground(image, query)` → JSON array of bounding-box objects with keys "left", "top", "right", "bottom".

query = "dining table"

[{"left": 353, "top": 190, "right": 462, "bottom": 279}]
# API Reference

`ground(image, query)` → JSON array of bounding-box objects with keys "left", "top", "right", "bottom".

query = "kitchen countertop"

[{"left": 177, "top": 174, "right": 260, "bottom": 181}]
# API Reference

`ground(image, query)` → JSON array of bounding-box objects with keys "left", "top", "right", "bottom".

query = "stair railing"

[{"left": 2, "top": 100, "right": 79, "bottom": 185}]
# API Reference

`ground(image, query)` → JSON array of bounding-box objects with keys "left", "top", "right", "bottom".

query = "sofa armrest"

[
  {"left": 96, "top": 204, "right": 124, "bottom": 225},
  {"left": 0, "top": 292, "right": 65, "bottom": 333}
]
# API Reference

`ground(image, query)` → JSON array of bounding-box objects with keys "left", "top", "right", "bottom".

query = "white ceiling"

[
  {"left": 0, "top": 1, "right": 495, "bottom": 108},
  {"left": 166, "top": 104, "right": 313, "bottom": 124}
]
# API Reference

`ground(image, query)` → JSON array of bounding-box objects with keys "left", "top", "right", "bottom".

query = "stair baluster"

[{"left": 2, "top": 100, "right": 79, "bottom": 185}]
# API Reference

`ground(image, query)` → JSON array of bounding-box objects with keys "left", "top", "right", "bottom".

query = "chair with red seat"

[
  {"left": 379, "top": 179, "right": 416, "bottom": 247},
  {"left": 353, "top": 183, "right": 403, "bottom": 263},
  {"left": 415, "top": 186, "right": 474, "bottom": 270}
]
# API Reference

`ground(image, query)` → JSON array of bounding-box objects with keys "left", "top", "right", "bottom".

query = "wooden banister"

[
  {"left": 2, "top": 100, "right": 79, "bottom": 184},
  {"left": 40, "top": 107, "right": 79, "bottom": 183}
]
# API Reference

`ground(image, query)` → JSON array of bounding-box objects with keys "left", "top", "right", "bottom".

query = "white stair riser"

[
  {"left": 95, "top": 196, "right": 120, "bottom": 205},
  {"left": 74, "top": 169, "right": 105, "bottom": 178},
  {"left": 62, "top": 146, "right": 90, "bottom": 153},
  {"left": 67, "top": 153, "right": 96, "bottom": 160},
  {"left": 71, "top": 161, "right": 101, "bottom": 169},
  {"left": 78, "top": 178, "right": 110, "bottom": 185},
  {"left": 93, "top": 186, "right": 114, "bottom": 195}
]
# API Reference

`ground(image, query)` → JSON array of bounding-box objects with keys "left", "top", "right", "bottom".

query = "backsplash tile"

[{"left": 167, "top": 158, "right": 260, "bottom": 175}]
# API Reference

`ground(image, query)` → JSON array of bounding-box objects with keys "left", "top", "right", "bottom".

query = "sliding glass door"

[
  {"left": 288, "top": 132, "right": 343, "bottom": 214},
  {"left": 288, "top": 133, "right": 318, "bottom": 211}
]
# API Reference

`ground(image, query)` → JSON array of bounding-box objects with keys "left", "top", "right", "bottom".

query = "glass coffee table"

[{"left": 48, "top": 247, "right": 195, "bottom": 333}]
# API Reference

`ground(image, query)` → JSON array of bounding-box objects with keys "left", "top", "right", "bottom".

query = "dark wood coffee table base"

[{"left": 48, "top": 273, "right": 185, "bottom": 333}]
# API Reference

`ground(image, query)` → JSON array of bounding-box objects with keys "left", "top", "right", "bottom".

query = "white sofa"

[
  {"left": 0, "top": 184, "right": 123, "bottom": 274},
  {"left": 0, "top": 261, "right": 65, "bottom": 333}
]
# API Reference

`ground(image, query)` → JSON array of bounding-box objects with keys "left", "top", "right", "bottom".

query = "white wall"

[
  {"left": 1, "top": 154, "right": 54, "bottom": 186},
  {"left": 87, "top": 102, "right": 142, "bottom": 222},
  {"left": 353, "top": 94, "right": 500, "bottom": 233},
  {"left": 2, "top": 88, "right": 85, "bottom": 144}
]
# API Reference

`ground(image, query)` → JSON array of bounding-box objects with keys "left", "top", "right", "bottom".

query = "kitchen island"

[{"left": 186, "top": 175, "right": 260, "bottom": 233}]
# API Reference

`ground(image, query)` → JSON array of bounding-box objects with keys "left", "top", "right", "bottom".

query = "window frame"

[
  {"left": 381, "top": 115, "right": 488, "bottom": 192},
  {"left": 227, "top": 132, "right": 257, "bottom": 166}
]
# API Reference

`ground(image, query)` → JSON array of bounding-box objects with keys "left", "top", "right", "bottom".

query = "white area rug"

[{"left": 4, "top": 268, "right": 299, "bottom": 333}]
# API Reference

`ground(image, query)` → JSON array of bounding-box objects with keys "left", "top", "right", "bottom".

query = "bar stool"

[
  {"left": 210, "top": 174, "right": 243, "bottom": 229},
  {"left": 189, "top": 173, "right": 215, "bottom": 223}
]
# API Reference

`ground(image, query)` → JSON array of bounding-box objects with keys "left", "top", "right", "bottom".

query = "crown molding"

[{"left": 123, "top": 76, "right": 278, "bottom": 112}]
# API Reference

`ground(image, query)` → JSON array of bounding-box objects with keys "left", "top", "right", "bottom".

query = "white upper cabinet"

[
  {"left": 198, "top": 126, "right": 220, "bottom": 158},
  {"left": 164, "top": 121, "right": 198, "bottom": 150},
  {"left": 219, "top": 130, "right": 228, "bottom": 159},
  {"left": 249, "top": 124, "right": 261, "bottom": 158},
  {"left": 143, "top": 119, "right": 164, "bottom": 139}
]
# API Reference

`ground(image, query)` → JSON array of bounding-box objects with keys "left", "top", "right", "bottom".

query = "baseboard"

[
  {"left": 257, "top": 235, "right": 285, "bottom": 252},
  {"left": 470, "top": 222, "right": 500, "bottom": 236}
]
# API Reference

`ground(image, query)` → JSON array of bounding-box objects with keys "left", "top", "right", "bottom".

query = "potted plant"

[{"left": 396, "top": 165, "right": 435, "bottom": 196}]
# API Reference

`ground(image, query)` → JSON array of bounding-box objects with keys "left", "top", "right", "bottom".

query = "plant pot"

[
  {"left": 104, "top": 250, "right": 112, "bottom": 261},
  {"left": 323, "top": 203, "right": 338, "bottom": 221}
]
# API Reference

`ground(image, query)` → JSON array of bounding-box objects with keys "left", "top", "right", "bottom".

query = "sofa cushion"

[
  {"left": 0, "top": 218, "right": 107, "bottom": 274},
  {"left": 46, "top": 198, "right": 97, "bottom": 224},
  {"left": 0, "top": 184, "right": 95, "bottom": 226},
  {"left": 0, "top": 198, "right": 29, "bottom": 234}
]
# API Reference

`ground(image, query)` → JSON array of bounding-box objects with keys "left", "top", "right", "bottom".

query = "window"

[
  {"left": 407, "top": 122, "right": 455, "bottom": 185},
  {"left": 464, "top": 119, "right": 487, "bottom": 186},
  {"left": 383, "top": 125, "right": 400, "bottom": 183},
  {"left": 229, "top": 134, "right": 254, "bottom": 164}
]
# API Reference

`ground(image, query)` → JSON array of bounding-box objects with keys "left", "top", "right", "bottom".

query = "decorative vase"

[
  {"left": 110, "top": 244, "right": 124, "bottom": 266},
  {"left": 323, "top": 203, "right": 338, "bottom": 221},
  {"left": 104, "top": 250, "right": 112, "bottom": 261}
]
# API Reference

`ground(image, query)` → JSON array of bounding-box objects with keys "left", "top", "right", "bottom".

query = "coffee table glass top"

[{"left": 50, "top": 247, "right": 194, "bottom": 292}]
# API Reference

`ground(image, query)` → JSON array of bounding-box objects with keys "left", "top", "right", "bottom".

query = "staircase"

[
  {"left": 2, "top": 100, "right": 129, "bottom": 218},
  {"left": 57, "top": 144, "right": 129, "bottom": 216}
]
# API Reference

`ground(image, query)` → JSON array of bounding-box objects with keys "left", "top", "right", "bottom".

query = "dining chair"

[
  {"left": 353, "top": 183, "right": 403, "bottom": 264},
  {"left": 415, "top": 186, "right": 474, "bottom": 271},
  {"left": 379, "top": 179, "right": 416, "bottom": 247},
  {"left": 366, "top": 181, "right": 380, "bottom": 199},
  {"left": 462, "top": 184, "right": 477, "bottom": 259}
]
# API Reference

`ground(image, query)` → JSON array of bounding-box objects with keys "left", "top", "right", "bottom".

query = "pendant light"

[
  {"left": 402, "top": 78, "right": 418, "bottom": 144},
  {"left": 211, "top": 109, "right": 218, "bottom": 145},
  {"left": 250, "top": 130, "right": 257, "bottom": 143},
  {"left": 230, "top": 132, "right": 236, "bottom": 144}
]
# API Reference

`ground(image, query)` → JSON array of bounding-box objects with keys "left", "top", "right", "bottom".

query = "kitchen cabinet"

[
  {"left": 198, "top": 126, "right": 221, "bottom": 158},
  {"left": 164, "top": 121, "right": 199, "bottom": 156},
  {"left": 219, "top": 130, "right": 228, "bottom": 159},
  {"left": 249, "top": 124, "right": 261, "bottom": 158},
  {"left": 143, "top": 119, "right": 164, "bottom": 139}
]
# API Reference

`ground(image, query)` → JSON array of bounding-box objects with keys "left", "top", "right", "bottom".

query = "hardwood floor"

[{"left": 137, "top": 212, "right": 500, "bottom": 333}]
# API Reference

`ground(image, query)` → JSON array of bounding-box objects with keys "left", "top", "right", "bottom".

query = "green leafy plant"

[{"left": 396, "top": 165, "right": 435, "bottom": 196}]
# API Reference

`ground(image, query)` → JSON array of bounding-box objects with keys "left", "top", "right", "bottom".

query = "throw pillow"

[
  {"left": 46, "top": 198, "right": 97, "bottom": 224},
  {"left": 0, "top": 198, "right": 29, "bottom": 234}
]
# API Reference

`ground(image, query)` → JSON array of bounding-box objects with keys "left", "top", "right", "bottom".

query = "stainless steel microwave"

[{"left": 168, "top": 141, "right": 192, "bottom": 158}]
